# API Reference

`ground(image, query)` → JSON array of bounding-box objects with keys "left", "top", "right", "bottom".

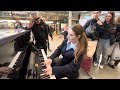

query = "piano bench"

[{"left": 77, "top": 68, "right": 92, "bottom": 79}]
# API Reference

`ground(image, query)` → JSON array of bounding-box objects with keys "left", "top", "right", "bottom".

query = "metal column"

[{"left": 68, "top": 11, "right": 72, "bottom": 27}]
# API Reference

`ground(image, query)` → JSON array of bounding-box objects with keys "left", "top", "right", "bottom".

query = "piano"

[
  {"left": 29, "top": 44, "right": 56, "bottom": 79},
  {"left": 0, "top": 42, "right": 56, "bottom": 79},
  {"left": 0, "top": 42, "right": 31, "bottom": 79}
]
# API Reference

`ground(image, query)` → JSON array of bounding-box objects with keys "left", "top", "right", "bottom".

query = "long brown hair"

[
  {"left": 105, "top": 11, "right": 115, "bottom": 25},
  {"left": 104, "top": 11, "right": 116, "bottom": 33},
  {"left": 71, "top": 24, "right": 88, "bottom": 63}
]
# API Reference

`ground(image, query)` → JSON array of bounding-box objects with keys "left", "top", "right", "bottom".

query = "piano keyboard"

[{"left": 39, "top": 49, "right": 56, "bottom": 79}]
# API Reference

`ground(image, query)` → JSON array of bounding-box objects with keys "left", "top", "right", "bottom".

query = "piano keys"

[{"left": 29, "top": 47, "right": 56, "bottom": 79}]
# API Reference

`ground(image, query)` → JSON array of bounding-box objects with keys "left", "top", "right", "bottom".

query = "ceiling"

[
  {"left": 0, "top": 11, "right": 91, "bottom": 20},
  {"left": 0, "top": 11, "right": 120, "bottom": 21}
]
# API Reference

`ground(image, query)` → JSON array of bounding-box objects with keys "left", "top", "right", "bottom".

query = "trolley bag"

[{"left": 110, "top": 42, "right": 120, "bottom": 60}]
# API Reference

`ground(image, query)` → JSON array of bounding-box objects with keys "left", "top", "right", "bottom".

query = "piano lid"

[{"left": 0, "top": 29, "right": 29, "bottom": 46}]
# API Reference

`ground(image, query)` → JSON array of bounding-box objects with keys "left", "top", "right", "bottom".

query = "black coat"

[
  {"left": 31, "top": 20, "right": 48, "bottom": 44},
  {"left": 83, "top": 18, "right": 104, "bottom": 40},
  {"left": 49, "top": 39, "right": 84, "bottom": 79},
  {"left": 100, "top": 22, "right": 120, "bottom": 45}
]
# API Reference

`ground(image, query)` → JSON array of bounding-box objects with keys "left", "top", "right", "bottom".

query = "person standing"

[
  {"left": 28, "top": 12, "right": 48, "bottom": 55},
  {"left": 83, "top": 11, "right": 103, "bottom": 66},
  {"left": 96, "top": 11, "right": 119, "bottom": 69},
  {"left": 11, "top": 20, "right": 25, "bottom": 56}
]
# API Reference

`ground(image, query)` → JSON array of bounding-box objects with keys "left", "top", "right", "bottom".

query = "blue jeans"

[{"left": 96, "top": 38, "right": 110, "bottom": 65}]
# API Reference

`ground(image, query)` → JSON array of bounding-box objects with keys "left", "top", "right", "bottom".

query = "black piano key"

[
  {"left": 40, "top": 59, "right": 44, "bottom": 62},
  {"left": 42, "top": 65, "right": 47, "bottom": 69},
  {"left": 40, "top": 63, "right": 44, "bottom": 66},
  {"left": 40, "top": 75, "right": 50, "bottom": 79}
]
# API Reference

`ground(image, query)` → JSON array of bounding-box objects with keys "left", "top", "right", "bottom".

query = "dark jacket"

[
  {"left": 100, "top": 22, "right": 120, "bottom": 45},
  {"left": 84, "top": 18, "right": 104, "bottom": 40},
  {"left": 45, "top": 24, "right": 53, "bottom": 39},
  {"left": 31, "top": 20, "right": 48, "bottom": 44},
  {"left": 49, "top": 39, "right": 84, "bottom": 79}
]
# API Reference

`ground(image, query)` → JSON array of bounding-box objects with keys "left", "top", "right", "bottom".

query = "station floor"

[{"left": 0, "top": 34, "right": 120, "bottom": 79}]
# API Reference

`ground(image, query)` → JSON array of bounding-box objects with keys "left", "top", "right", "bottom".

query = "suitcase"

[{"left": 110, "top": 42, "right": 120, "bottom": 61}]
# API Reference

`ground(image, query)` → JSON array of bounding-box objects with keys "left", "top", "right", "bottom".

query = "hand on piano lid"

[
  {"left": 28, "top": 21, "right": 34, "bottom": 28},
  {"left": 0, "top": 67, "right": 13, "bottom": 75}
]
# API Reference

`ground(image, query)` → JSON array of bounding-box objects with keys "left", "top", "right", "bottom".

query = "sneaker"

[
  {"left": 99, "top": 65, "right": 103, "bottom": 69},
  {"left": 93, "top": 62, "right": 98, "bottom": 67},
  {"left": 108, "top": 63, "right": 115, "bottom": 69}
]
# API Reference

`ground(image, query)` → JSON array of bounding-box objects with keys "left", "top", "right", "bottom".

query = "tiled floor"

[{"left": 0, "top": 34, "right": 120, "bottom": 79}]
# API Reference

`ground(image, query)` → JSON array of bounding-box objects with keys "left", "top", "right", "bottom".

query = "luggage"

[{"left": 110, "top": 42, "right": 120, "bottom": 60}]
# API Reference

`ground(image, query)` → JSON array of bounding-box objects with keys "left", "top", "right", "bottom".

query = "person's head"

[
  {"left": 105, "top": 11, "right": 115, "bottom": 24},
  {"left": 116, "top": 16, "right": 120, "bottom": 23},
  {"left": 92, "top": 11, "right": 101, "bottom": 19},
  {"left": 64, "top": 23, "right": 69, "bottom": 30},
  {"left": 67, "top": 24, "right": 88, "bottom": 63},
  {"left": 16, "top": 20, "right": 21, "bottom": 26},
  {"left": 31, "top": 11, "right": 40, "bottom": 24}
]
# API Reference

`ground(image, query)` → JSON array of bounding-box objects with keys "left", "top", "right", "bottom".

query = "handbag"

[
  {"left": 80, "top": 57, "right": 92, "bottom": 72},
  {"left": 85, "top": 22, "right": 96, "bottom": 37}
]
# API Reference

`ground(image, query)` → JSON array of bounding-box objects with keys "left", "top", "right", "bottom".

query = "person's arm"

[
  {"left": 24, "top": 27, "right": 32, "bottom": 30},
  {"left": 97, "top": 20, "right": 104, "bottom": 33},
  {"left": 83, "top": 20, "right": 91, "bottom": 32},
  {"left": 52, "top": 54, "right": 84, "bottom": 78},
  {"left": 19, "top": 24, "right": 25, "bottom": 29},
  {"left": 116, "top": 23, "right": 120, "bottom": 42},
  {"left": 0, "top": 67, "right": 12, "bottom": 75},
  {"left": 24, "top": 21, "right": 35, "bottom": 30},
  {"left": 116, "top": 23, "right": 120, "bottom": 32},
  {"left": 45, "top": 24, "right": 49, "bottom": 41},
  {"left": 49, "top": 39, "right": 68, "bottom": 60}
]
